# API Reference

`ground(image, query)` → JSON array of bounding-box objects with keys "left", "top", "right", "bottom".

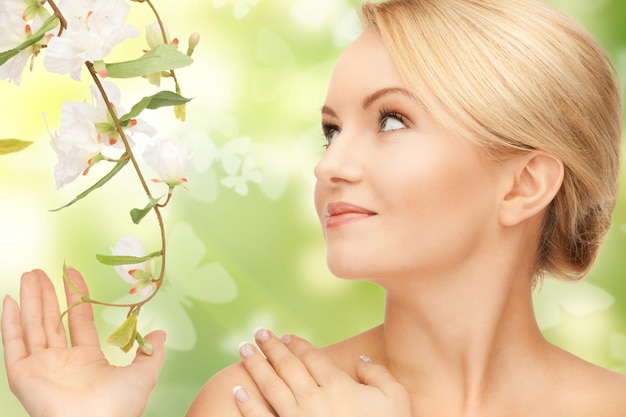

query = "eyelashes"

[
  {"left": 378, "top": 107, "right": 406, "bottom": 131},
  {"left": 321, "top": 121, "right": 339, "bottom": 149},
  {"left": 321, "top": 107, "right": 408, "bottom": 149}
]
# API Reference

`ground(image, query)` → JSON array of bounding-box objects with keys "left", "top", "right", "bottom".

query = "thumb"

[
  {"left": 356, "top": 356, "right": 406, "bottom": 398},
  {"left": 130, "top": 330, "right": 167, "bottom": 387}
]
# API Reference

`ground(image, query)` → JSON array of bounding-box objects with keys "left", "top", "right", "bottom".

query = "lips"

[{"left": 324, "top": 201, "right": 377, "bottom": 228}]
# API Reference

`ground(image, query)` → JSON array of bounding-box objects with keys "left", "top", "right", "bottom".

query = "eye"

[
  {"left": 379, "top": 109, "right": 406, "bottom": 133},
  {"left": 322, "top": 122, "right": 340, "bottom": 149}
]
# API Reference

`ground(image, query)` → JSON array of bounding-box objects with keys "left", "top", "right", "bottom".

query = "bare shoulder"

[
  {"left": 186, "top": 328, "right": 380, "bottom": 417},
  {"left": 551, "top": 349, "right": 626, "bottom": 416},
  {"left": 578, "top": 364, "right": 626, "bottom": 415},
  {"left": 185, "top": 326, "right": 384, "bottom": 416},
  {"left": 185, "top": 361, "right": 266, "bottom": 417}
]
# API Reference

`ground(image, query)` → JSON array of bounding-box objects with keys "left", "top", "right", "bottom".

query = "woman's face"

[{"left": 314, "top": 29, "right": 505, "bottom": 282}]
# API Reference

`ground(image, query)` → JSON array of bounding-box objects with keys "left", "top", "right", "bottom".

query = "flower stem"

[
  {"left": 144, "top": 0, "right": 182, "bottom": 100},
  {"left": 43, "top": 0, "right": 67, "bottom": 34},
  {"left": 84, "top": 61, "right": 168, "bottom": 307}
]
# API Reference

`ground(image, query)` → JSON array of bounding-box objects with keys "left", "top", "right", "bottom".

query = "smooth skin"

[
  {"left": 3, "top": 25, "right": 626, "bottom": 417},
  {"left": 189, "top": 28, "right": 626, "bottom": 417}
]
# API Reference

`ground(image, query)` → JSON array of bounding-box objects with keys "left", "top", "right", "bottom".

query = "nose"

[{"left": 313, "top": 131, "right": 363, "bottom": 186}]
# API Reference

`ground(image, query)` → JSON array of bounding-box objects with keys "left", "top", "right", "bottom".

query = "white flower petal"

[
  {"left": 43, "top": 0, "right": 138, "bottom": 79},
  {"left": 144, "top": 139, "right": 193, "bottom": 184},
  {"left": 111, "top": 236, "right": 147, "bottom": 285}
]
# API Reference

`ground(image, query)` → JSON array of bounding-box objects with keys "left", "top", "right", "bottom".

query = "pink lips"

[{"left": 324, "top": 201, "right": 377, "bottom": 228}]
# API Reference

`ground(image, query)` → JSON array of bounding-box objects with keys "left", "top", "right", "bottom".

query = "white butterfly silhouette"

[
  {"left": 189, "top": 133, "right": 264, "bottom": 197},
  {"left": 189, "top": 133, "right": 250, "bottom": 175},
  {"left": 102, "top": 221, "right": 238, "bottom": 351},
  {"left": 220, "top": 156, "right": 262, "bottom": 196},
  {"left": 533, "top": 279, "right": 614, "bottom": 330}
]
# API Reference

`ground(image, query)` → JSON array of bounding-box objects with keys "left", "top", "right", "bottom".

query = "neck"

[{"left": 377, "top": 258, "right": 547, "bottom": 415}]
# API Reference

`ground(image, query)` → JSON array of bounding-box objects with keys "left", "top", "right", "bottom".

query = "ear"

[{"left": 499, "top": 152, "right": 564, "bottom": 227}]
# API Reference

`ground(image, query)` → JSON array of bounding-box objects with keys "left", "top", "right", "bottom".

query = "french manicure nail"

[
  {"left": 254, "top": 328, "right": 270, "bottom": 343},
  {"left": 280, "top": 333, "right": 292, "bottom": 344},
  {"left": 233, "top": 386, "right": 249, "bottom": 402},
  {"left": 360, "top": 355, "right": 373, "bottom": 363},
  {"left": 239, "top": 342, "right": 255, "bottom": 358}
]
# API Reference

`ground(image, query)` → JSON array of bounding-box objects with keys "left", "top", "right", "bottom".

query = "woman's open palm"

[{"left": 1, "top": 268, "right": 165, "bottom": 417}]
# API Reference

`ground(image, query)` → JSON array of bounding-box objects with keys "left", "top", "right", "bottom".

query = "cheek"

[{"left": 387, "top": 151, "right": 497, "bottom": 240}]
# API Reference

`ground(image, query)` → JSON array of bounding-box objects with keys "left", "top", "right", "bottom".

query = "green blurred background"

[{"left": 1, "top": 0, "right": 624, "bottom": 415}]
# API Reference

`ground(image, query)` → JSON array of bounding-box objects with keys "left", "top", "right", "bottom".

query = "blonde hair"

[{"left": 360, "top": 0, "right": 622, "bottom": 281}]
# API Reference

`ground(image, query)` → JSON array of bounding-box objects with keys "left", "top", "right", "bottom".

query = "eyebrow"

[
  {"left": 362, "top": 87, "right": 414, "bottom": 110},
  {"left": 320, "top": 87, "right": 414, "bottom": 118}
]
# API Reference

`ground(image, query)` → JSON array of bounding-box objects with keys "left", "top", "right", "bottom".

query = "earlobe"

[{"left": 499, "top": 152, "right": 564, "bottom": 227}]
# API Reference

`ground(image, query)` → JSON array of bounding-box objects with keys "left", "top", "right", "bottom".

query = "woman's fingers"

[
  {"left": 253, "top": 329, "right": 319, "bottom": 393},
  {"left": 356, "top": 356, "right": 410, "bottom": 403},
  {"left": 129, "top": 330, "right": 167, "bottom": 386},
  {"left": 281, "top": 333, "right": 345, "bottom": 387},
  {"left": 233, "top": 385, "right": 277, "bottom": 417},
  {"left": 39, "top": 270, "right": 67, "bottom": 348},
  {"left": 1, "top": 295, "right": 27, "bottom": 372},
  {"left": 63, "top": 267, "right": 100, "bottom": 347},
  {"left": 19, "top": 270, "right": 49, "bottom": 353},
  {"left": 238, "top": 340, "right": 297, "bottom": 415}
]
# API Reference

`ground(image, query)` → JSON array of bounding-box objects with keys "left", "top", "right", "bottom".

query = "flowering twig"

[{"left": 0, "top": 0, "right": 197, "bottom": 354}]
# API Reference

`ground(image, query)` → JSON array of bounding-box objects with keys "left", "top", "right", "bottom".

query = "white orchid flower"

[
  {"left": 0, "top": 1, "right": 52, "bottom": 85},
  {"left": 43, "top": 0, "right": 139, "bottom": 80},
  {"left": 89, "top": 80, "right": 157, "bottom": 148},
  {"left": 111, "top": 236, "right": 157, "bottom": 301},
  {"left": 143, "top": 138, "right": 193, "bottom": 189},
  {"left": 49, "top": 101, "right": 103, "bottom": 189},
  {"left": 49, "top": 80, "right": 156, "bottom": 188}
]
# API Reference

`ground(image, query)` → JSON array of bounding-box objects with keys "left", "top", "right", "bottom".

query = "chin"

[{"left": 327, "top": 259, "right": 373, "bottom": 281}]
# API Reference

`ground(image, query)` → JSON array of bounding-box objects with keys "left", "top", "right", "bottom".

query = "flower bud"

[
  {"left": 187, "top": 32, "right": 200, "bottom": 56},
  {"left": 92, "top": 60, "right": 107, "bottom": 78},
  {"left": 135, "top": 332, "right": 155, "bottom": 356}
]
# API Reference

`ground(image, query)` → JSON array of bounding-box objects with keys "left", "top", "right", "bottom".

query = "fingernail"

[
  {"left": 239, "top": 342, "right": 255, "bottom": 358},
  {"left": 360, "top": 355, "right": 373, "bottom": 363},
  {"left": 233, "top": 386, "right": 249, "bottom": 402},
  {"left": 254, "top": 328, "right": 270, "bottom": 343},
  {"left": 280, "top": 333, "right": 292, "bottom": 344}
]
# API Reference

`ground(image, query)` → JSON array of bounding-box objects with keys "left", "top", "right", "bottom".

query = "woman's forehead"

[{"left": 326, "top": 29, "right": 406, "bottom": 100}]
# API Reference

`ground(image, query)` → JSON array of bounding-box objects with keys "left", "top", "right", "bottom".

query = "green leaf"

[
  {"left": 0, "top": 16, "right": 59, "bottom": 66},
  {"left": 107, "top": 309, "right": 139, "bottom": 352},
  {"left": 0, "top": 139, "right": 33, "bottom": 155},
  {"left": 130, "top": 196, "right": 163, "bottom": 224},
  {"left": 120, "top": 91, "right": 192, "bottom": 123},
  {"left": 51, "top": 158, "right": 129, "bottom": 212},
  {"left": 95, "top": 251, "right": 162, "bottom": 266},
  {"left": 105, "top": 44, "right": 193, "bottom": 79},
  {"left": 62, "top": 262, "right": 88, "bottom": 299}
]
